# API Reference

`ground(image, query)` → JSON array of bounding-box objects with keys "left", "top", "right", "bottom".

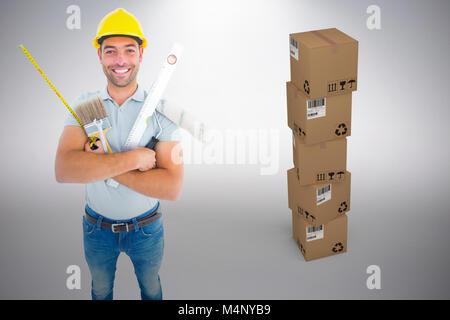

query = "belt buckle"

[{"left": 111, "top": 223, "right": 129, "bottom": 233}]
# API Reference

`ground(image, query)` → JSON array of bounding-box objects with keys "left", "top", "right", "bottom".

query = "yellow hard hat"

[{"left": 93, "top": 8, "right": 147, "bottom": 49}]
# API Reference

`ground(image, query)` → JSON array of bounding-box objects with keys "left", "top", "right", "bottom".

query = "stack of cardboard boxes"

[{"left": 286, "top": 28, "right": 358, "bottom": 261}]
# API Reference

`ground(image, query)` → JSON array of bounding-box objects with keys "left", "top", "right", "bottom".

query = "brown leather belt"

[{"left": 85, "top": 209, "right": 162, "bottom": 233}]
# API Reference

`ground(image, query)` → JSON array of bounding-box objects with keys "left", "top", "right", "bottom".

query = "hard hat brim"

[{"left": 93, "top": 33, "right": 147, "bottom": 49}]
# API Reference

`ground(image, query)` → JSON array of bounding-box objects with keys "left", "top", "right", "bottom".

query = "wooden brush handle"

[{"left": 89, "top": 127, "right": 112, "bottom": 154}]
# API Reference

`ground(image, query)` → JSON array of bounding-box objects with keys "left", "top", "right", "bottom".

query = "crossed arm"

[{"left": 54, "top": 125, "right": 184, "bottom": 200}]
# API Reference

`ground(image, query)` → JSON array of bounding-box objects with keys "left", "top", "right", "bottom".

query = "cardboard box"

[
  {"left": 286, "top": 81, "right": 352, "bottom": 145},
  {"left": 292, "top": 211, "right": 348, "bottom": 261},
  {"left": 289, "top": 28, "right": 358, "bottom": 99},
  {"left": 287, "top": 168, "right": 351, "bottom": 226},
  {"left": 292, "top": 133, "right": 347, "bottom": 185}
]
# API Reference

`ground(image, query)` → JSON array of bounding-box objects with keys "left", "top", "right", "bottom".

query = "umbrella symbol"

[{"left": 348, "top": 79, "right": 356, "bottom": 88}]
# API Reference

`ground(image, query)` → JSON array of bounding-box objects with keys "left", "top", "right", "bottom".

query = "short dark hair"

[{"left": 98, "top": 34, "right": 142, "bottom": 49}]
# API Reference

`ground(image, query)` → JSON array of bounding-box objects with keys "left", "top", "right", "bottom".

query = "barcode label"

[
  {"left": 307, "top": 225, "right": 323, "bottom": 233},
  {"left": 290, "top": 36, "right": 299, "bottom": 60},
  {"left": 317, "top": 184, "right": 331, "bottom": 205},
  {"left": 290, "top": 36, "right": 298, "bottom": 48},
  {"left": 306, "top": 225, "right": 324, "bottom": 242},
  {"left": 306, "top": 97, "right": 326, "bottom": 120},
  {"left": 307, "top": 98, "right": 325, "bottom": 108},
  {"left": 318, "top": 184, "right": 330, "bottom": 195}
]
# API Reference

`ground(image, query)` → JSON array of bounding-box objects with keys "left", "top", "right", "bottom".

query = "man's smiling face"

[{"left": 98, "top": 36, "right": 143, "bottom": 88}]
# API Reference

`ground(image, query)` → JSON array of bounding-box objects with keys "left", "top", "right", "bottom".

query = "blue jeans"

[{"left": 82, "top": 202, "right": 164, "bottom": 300}]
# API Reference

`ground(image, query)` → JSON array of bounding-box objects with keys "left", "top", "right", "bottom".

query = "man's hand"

[{"left": 134, "top": 147, "right": 157, "bottom": 171}]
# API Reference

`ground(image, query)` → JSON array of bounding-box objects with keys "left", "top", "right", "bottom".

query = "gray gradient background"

[{"left": 0, "top": 0, "right": 449, "bottom": 299}]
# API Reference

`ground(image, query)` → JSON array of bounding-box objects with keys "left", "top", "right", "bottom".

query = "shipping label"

[
  {"left": 290, "top": 36, "right": 299, "bottom": 60},
  {"left": 306, "top": 97, "right": 326, "bottom": 120},
  {"left": 306, "top": 225, "right": 324, "bottom": 242},
  {"left": 316, "top": 184, "right": 331, "bottom": 206}
]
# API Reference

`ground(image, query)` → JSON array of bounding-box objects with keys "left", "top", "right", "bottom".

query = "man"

[{"left": 55, "top": 8, "right": 183, "bottom": 300}]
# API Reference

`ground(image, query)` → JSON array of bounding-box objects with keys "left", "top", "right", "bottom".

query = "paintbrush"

[{"left": 74, "top": 96, "right": 113, "bottom": 153}]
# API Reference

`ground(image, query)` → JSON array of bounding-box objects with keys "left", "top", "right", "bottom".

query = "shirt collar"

[
  {"left": 100, "top": 84, "right": 146, "bottom": 103},
  {"left": 100, "top": 87, "right": 112, "bottom": 101},
  {"left": 130, "top": 84, "right": 145, "bottom": 102}
]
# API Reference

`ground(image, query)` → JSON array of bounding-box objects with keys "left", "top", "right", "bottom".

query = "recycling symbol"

[
  {"left": 338, "top": 201, "right": 348, "bottom": 213},
  {"left": 332, "top": 242, "right": 344, "bottom": 253},
  {"left": 335, "top": 123, "right": 348, "bottom": 136},
  {"left": 303, "top": 80, "right": 310, "bottom": 95}
]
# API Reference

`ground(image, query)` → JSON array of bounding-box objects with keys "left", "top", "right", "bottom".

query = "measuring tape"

[
  {"left": 20, "top": 44, "right": 100, "bottom": 148},
  {"left": 106, "top": 42, "right": 184, "bottom": 188},
  {"left": 20, "top": 44, "right": 84, "bottom": 127}
]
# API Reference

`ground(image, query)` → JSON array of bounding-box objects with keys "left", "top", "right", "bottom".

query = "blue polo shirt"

[{"left": 64, "top": 85, "right": 181, "bottom": 220}]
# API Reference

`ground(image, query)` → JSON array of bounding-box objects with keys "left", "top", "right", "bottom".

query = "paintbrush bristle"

[{"left": 74, "top": 96, "right": 107, "bottom": 126}]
